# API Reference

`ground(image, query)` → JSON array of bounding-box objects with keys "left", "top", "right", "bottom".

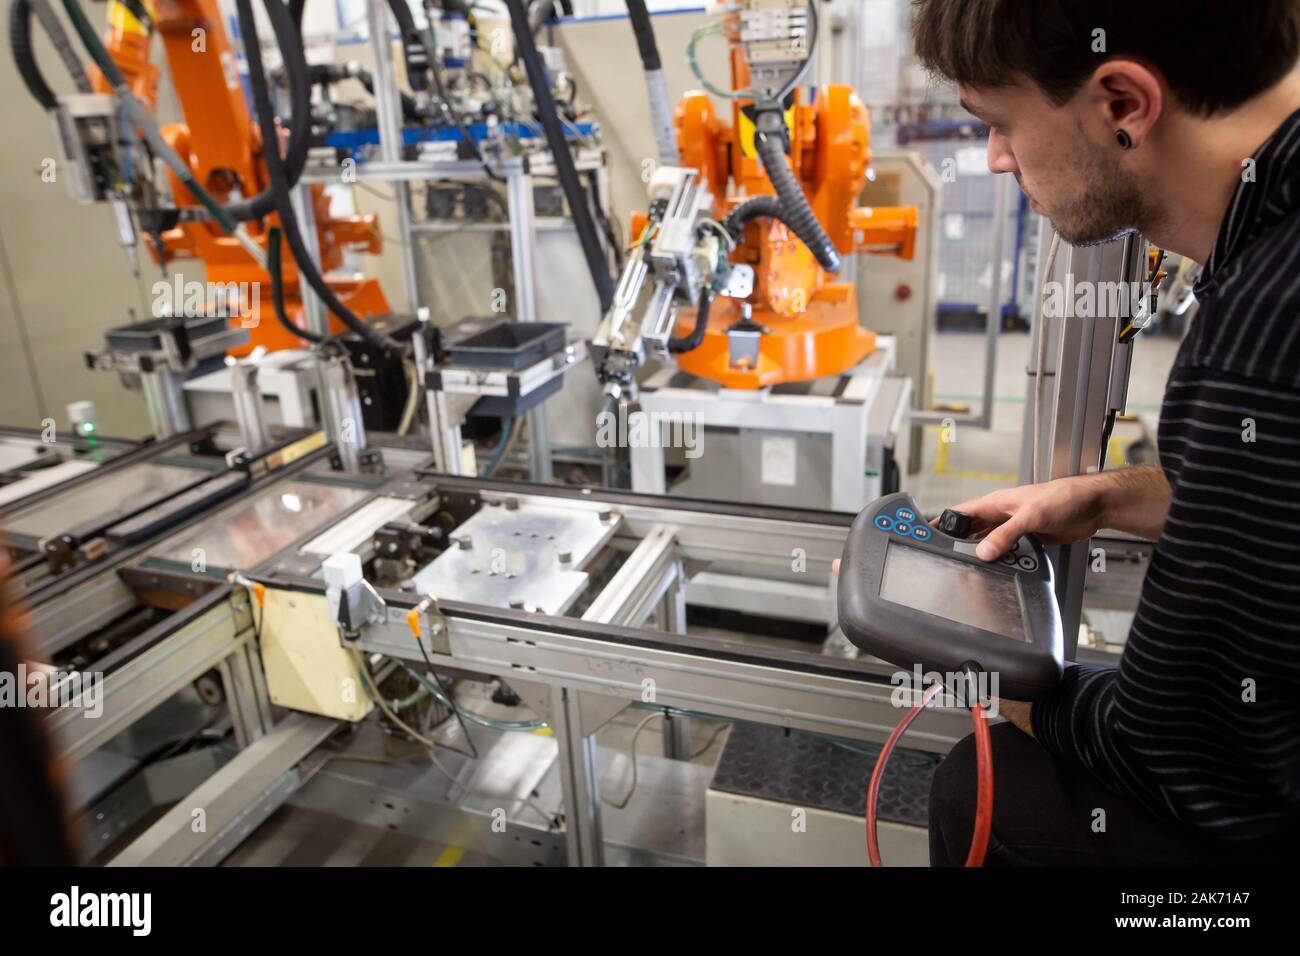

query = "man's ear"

[{"left": 1088, "top": 59, "right": 1164, "bottom": 148}]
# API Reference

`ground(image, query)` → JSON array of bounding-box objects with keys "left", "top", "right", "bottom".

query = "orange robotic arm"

[
  {"left": 668, "top": 79, "right": 918, "bottom": 389},
  {"left": 92, "top": 0, "right": 389, "bottom": 352}
]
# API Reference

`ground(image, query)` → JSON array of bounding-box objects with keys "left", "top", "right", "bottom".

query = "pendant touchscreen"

[{"left": 836, "top": 492, "right": 1065, "bottom": 701}]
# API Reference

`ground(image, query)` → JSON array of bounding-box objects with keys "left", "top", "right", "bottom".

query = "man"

[
  {"left": 0, "top": 551, "right": 74, "bottom": 865},
  {"left": 913, "top": 0, "right": 1300, "bottom": 864}
]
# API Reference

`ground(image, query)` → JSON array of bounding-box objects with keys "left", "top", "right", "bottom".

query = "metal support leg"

[
  {"left": 227, "top": 360, "right": 270, "bottom": 455},
  {"left": 290, "top": 184, "right": 328, "bottom": 340},
  {"left": 367, "top": 0, "right": 420, "bottom": 310},
  {"left": 506, "top": 167, "right": 552, "bottom": 482},
  {"left": 290, "top": 182, "right": 337, "bottom": 442},
  {"left": 394, "top": 181, "right": 420, "bottom": 312},
  {"left": 655, "top": 562, "right": 690, "bottom": 758},
  {"left": 141, "top": 370, "right": 191, "bottom": 437},
  {"left": 549, "top": 685, "right": 604, "bottom": 866},
  {"left": 426, "top": 390, "right": 469, "bottom": 474},
  {"left": 320, "top": 350, "right": 369, "bottom": 472},
  {"left": 219, "top": 641, "right": 272, "bottom": 750},
  {"left": 661, "top": 711, "right": 690, "bottom": 760},
  {"left": 526, "top": 410, "right": 551, "bottom": 483},
  {"left": 629, "top": 440, "right": 667, "bottom": 495},
  {"left": 830, "top": 403, "right": 869, "bottom": 513}
]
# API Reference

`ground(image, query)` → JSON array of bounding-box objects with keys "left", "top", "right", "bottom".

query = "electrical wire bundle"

[{"left": 687, "top": 0, "right": 819, "bottom": 106}]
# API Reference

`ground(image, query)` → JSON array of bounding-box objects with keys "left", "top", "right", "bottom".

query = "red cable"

[
  {"left": 865, "top": 682, "right": 995, "bottom": 867},
  {"left": 964, "top": 702, "right": 994, "bottom": 866}
]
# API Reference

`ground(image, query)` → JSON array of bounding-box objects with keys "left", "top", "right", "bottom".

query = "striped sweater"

[{"left": 1032, "top": 106, "right": 1300, "bottom": 842}]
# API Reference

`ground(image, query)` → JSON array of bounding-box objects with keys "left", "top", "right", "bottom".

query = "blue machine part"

[{"left": 324, "top": 121, "right": 599, "bottom": 161}]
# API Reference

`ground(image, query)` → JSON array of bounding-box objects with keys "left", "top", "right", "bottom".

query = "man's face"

[{"left": 958, "top": 80, "right": 1149, "bottom": 246}]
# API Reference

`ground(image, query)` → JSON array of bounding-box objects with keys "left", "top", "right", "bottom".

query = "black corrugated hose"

[
  {"left": 9, "top": 0, "right": 91, "bottom": 110},
  {"left": 753, "top": 107, "right": 841, "bottom": 274},
  {"left": 722, "top": 194, "right": 783, "bottom": 240},
  {"left": 667, "top": 287, "right": 713, "bottom": 354}
]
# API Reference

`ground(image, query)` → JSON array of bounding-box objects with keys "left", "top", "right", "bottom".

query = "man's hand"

[
  {"left": 940, "top": 466, "right": 1171, "bottom": 561},
  {"left": 995, "top": 697, "right": 1034, "bottom": 736}
]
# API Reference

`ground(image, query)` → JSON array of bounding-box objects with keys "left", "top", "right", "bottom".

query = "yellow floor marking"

[
  {"left": 930, "top": 427, "right": 1018, "bottom": 483},
  {"left": 434, "top": 846, "right": 464, "bottom": 867}
]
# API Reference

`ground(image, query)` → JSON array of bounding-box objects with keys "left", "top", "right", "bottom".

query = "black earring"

[{"left": 1115, "top": 129, "right": 1133, "bottom": 149}]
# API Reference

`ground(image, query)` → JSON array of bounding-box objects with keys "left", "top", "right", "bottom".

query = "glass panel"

[
  {"left": 147, "top": 481, "right": 369, "bottom": 571},
  {"left": 5, "top": 462, "right": 207, "bottom": 539}
]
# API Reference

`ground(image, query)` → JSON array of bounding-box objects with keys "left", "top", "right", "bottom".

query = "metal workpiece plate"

[{"left": 408, "top": 500, "right": 621, "bottom": 615}]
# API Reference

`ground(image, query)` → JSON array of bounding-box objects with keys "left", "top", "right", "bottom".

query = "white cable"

[
  {"left": 397, "top": 359, "right": 419, "bottom": 436},
  {"left": 234, "top": 223, "right": 269, "bottom": 269},
  {"left": 1032, "top": 231, "right": 1062, "bottom": 485},
  {"left": 602, "top": 711, "right": 663, "bottom": 810}
]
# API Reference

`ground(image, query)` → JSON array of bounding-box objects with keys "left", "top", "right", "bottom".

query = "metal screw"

[{"left": 457, "top": 536, "right": 473, "bottom": 550}]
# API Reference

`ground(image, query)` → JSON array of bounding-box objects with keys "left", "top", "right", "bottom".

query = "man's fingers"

[
  {"left": 947, "top": 493, "right": 1015, "bottom": 527},
  {"left": 831, "top": 558, "right": 841, "bottom": 576},
  {"left": 975, "top": 510, "right": 1035, "bottom": 560}
]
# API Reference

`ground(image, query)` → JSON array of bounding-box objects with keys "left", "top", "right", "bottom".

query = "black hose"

[
  {"left": 623, "top": 0, "right": 660, "bottom": 70},
  {"left": 753, "top": 109, "right": 841, "bottom": 273},
  {"left": 723, "top": 192, "right": 842, "bottom": 279},
  {"left": 266, "top": 226, "right": 325, "bottom": 344},
  {"left": 722, "top": 194, "right": 783, "bottom": 240},
  {"left": 668, "top": 288, "right": 712, "bottom": 355},
  {"left": 504, "top": 0, "right": 614, "bottom": 312},
  {"left": 225, "top": 0, "right": 311, "bottom": 222},
  {"left": 236, "top": 0, "right": 382, "bottom": 344},
  {"left": 9, "top": 0, "right": 89, "bottom": 111},
  {"left": 587, "top": 171, "right": 623, "bottom": 271},
  {"left": 10, "top": 0, "right": 56, "bottom": 109}
]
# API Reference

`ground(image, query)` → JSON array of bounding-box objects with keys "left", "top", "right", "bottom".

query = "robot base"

[{"left": 671, "top": 283, "right": 876, "bottom": 390}]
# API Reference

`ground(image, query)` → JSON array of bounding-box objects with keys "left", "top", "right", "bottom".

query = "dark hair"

[{"left": 912, "top": 0, "right": 1300, "bottom": 116}]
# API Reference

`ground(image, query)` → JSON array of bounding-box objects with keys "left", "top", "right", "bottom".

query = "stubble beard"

[{"left": 1047, "top": 145, "right": 1148, "bottom": 247}]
